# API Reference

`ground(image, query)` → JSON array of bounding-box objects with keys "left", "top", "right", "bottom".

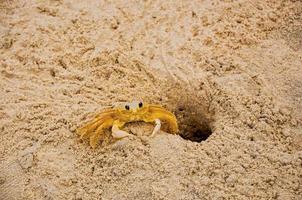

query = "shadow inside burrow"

[{"left": 161, "top": 79, "right": 215, "bottom": 143}]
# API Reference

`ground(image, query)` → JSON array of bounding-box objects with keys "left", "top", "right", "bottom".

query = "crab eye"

[
  {"left": 138, "top": 102, "right": 143, "bottom": 108},
  {"left": 125, "top": 105, "right": 130, "bottom": 110}
]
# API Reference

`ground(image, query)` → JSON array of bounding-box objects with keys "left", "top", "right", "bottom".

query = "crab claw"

[
  {"left": 112, "top": 125, "right": 131, "bottom": 138},
  {"left": 150, "top": 119, "right": 161, "bottom": 137},
  {"left": 111, "top": 120, "right": 131, "bottom": 139}
]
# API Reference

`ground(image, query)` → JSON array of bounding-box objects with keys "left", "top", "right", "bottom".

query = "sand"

[{"left": 0, "top": 0, "right": 301, "bottom": 199}]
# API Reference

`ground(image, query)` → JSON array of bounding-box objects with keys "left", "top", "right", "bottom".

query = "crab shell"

[{"left": 77, "top": 102, "right": 179, "bottom": 148}]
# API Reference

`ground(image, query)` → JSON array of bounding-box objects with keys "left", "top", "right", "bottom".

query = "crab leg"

[
  {"left": 89, "top": 128, "right": 103, "bottom": 149},
  {"left": 150, "top": 119, "right": 161, "bottom": 137},
  {"left": 77, "top": 109, "right": 116, "bottom": 139},
  {"left": 89, "top": 119, "right": 114, "bottom": 148},
  {"left": 148, "top": 105, "right": 179, "bottom": 134},
  {"left": 112, "top": 120, "right": 131, "bottom": 139}
]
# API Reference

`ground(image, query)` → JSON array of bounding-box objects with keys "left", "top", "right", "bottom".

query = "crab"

[{"left": 77, "top": 101, "right": 179, "bottom": 148}]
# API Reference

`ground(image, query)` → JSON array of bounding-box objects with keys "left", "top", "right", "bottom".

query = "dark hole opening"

[
  {"left": 176, "top": 107, "right": 212, "bottom": 142},
  {"left": 180, "top": 127, "right": 212, "bottom": 142},
  {"left": 163, "top": 82, "right": 214, "bottom": 143},
  {"left": 174, "top": 104, "right": 213, "bottom": 143}
]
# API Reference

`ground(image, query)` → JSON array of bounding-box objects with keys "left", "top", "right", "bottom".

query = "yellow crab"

[{"left": 77, "top": 101, "right": 179, "bottom": 148}]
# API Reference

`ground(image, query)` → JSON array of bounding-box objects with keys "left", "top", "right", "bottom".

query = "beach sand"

[{"left": 0, "top": 0, "right": 301, "bottom": 199}]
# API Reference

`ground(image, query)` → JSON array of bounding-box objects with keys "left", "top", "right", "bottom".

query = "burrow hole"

[{"left": 174, "top": 104, "right": 213, "bottom": 143}]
